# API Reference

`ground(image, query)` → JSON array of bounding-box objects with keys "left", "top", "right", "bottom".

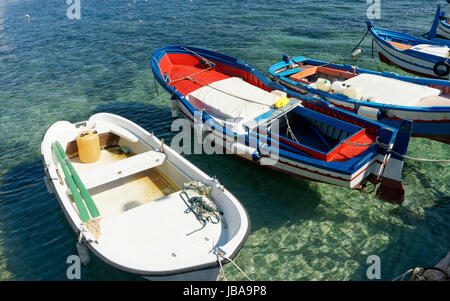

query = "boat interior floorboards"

[
  {"left": 280, "top": 118, "right": 338, "bottom": 153},
  {"left": 69, "top": 147, "right": 175, "bottom": 219}
]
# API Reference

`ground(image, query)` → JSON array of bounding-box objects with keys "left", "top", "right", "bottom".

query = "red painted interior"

[
  {"left": 327, "top": 129, "right": 375, "bottom": 162},
  {"left": 255, "top": 126, "right": 374, "bottom": 162},
  {"left": 158, "top": 53, "right": 271, "bottom": 96}
]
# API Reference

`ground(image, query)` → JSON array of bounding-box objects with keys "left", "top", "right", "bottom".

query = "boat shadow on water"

[{"left": 0, "top": 159, "right": 143, "bottom": 280}]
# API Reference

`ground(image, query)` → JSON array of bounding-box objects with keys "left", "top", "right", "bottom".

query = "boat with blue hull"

[
  {"left": 151, "top": 46, "right": 413, "bottom": 205},
  {"left": 427, "top": 5, "right": 450, "bottom": 40},
  {"left": 267, "top": 55, "right": 450, "bottom": 144},
  {"left": 367, "top": 21, "right": 450, "bottom": 79}
]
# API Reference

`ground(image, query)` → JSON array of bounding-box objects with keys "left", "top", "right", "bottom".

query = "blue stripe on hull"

[{"left": 380, "top": 118, "right": 450, "bottom": 137}]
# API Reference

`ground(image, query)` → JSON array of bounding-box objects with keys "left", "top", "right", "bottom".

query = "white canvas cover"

[
  {"left": 410, "top": 44, "right": 450, "bottom": 58},
  {"left": 342, "top": 73, "right": 441, "bottom": 106},
  {"left": 187, "top": 77, "right": 280, "bottom": 120}
]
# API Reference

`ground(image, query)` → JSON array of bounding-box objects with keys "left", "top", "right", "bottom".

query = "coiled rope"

[{"left": 180, "top": 181, "right": 222, "bottom": 236}]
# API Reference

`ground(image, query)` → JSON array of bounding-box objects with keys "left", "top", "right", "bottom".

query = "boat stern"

[{"left": 375, "top": 119, "right": 413, "bottom": 205}]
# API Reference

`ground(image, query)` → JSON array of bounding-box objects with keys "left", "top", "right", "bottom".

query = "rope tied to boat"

[
  {"left": 82, "top": 217, "right": 102, "bottom": 241},
  {"left": 393, "top": 266, "right": 449, "bottom": 281},
  {"left": 284, "top": 114, "right": 300, "bottom": 144},
  {"left": 216, "top": 248, "right": 253, "bottom": 281},
  {"left": 180, "top": 181, "right": 223, "bottom": 235},
  {"left": 351, "top": 27, "right": 371, "bottom": 56},
  {"left": 160, "top": 47, "right": 216, "bottom": 84},
  {"left": 76, "top": 225, "right": 93, "bottom": 265},
  {"left": 170, "top": 67, "right": 212, "bottom": 84},
  {"left": 341, "top": 137, "right": 450, "bottom": 163},
  {"left": 181, "top": 46, "right": 216, "bottom": 67}
]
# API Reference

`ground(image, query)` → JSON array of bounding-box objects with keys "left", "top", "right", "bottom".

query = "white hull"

[
  {"left": 145, "top": 267, "right": 220, "bottom": 281},
  {"left": 374, "top": 39, "right": 443, "bottom": 79},
  {"left": 437, "top": 21, "right": 450, "bottom": 40}
]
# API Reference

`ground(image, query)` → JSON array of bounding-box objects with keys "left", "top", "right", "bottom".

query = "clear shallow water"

[{"left": 0, "top": 0, "right": 448, "bottom": 280}]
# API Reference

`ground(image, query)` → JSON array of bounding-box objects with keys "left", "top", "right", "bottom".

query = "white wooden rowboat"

[{"left": 41, "top": 112, "right": 250, "bottom": 281}]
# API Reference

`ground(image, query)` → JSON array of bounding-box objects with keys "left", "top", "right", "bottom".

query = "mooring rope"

[
  {"left": 217, "top": 255, "right": 227, "bottom": 281},
  {"left": 340, "top": 139, "right": 450, "bottom": 163},
  {"left": 397, "top": 153, "right": 450, "bottom": 163},
  {"left": 351, "top": 27, "right": 370, "bottom": 55},
  {"left": 392, "top": 269, "right": 414, "bottom": 281},
  {"left": 216, "top": 248, "right": 253, "bottom": 281},
  {"left": 393, "top": 266, "right": 449, "bottom": 281}
]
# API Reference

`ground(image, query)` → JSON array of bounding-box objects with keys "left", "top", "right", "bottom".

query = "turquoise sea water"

[{"left": 0, "top": 0, "right": 448, "bottom": 281}]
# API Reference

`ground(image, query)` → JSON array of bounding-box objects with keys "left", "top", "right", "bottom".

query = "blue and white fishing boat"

[
  {"left": 367, "top": 21, "right": 450, "bottom": 79},
  {"left": 427, "top": 4, "right": 450, "bottom": 40},
  {"left": 267, "top": 55, "right": 450, "bottom": 144},
  {"left": 151, "top": 46, "right": 413, "bottom": 205}
]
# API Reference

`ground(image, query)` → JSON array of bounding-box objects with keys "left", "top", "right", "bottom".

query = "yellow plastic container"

[
  {"left": 76, "top": 130, "right": 101, "bottom": 163},
  {"left": 274, "top": 97, "right": 289, "bottom": 108}
]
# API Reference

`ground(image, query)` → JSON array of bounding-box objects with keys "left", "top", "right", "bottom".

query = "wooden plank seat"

[
  {"left": 387, "top": 41, "right": 413, "bottom": 51},
  {"left": 75, "top": 150, "right": 166, "bottom": 191}
]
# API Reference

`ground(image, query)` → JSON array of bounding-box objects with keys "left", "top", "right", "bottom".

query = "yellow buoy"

[{"left": 76, "top": 130, "right": 101, "bottom": 163}]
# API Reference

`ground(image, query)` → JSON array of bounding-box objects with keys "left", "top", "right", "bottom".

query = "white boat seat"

[
  {"left": 187, "top": 77, "right": 280, "bottom": 121},
  {"left": 410, "top": 44, "right": 450, "bottom": 58},
  {"left": 77, "top": 150, "right": 166, "bottom": 190}
]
